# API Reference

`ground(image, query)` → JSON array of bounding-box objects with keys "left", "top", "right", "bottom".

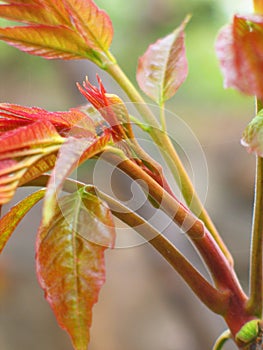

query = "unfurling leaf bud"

[
  {"left": 235, "top": 319, "right": 263, "bottom": 349},
  {"left": 241, "top": 110, "right": 263, "bottom": 157}
]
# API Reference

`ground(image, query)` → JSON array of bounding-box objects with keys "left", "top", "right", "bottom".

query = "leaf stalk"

[{"left": 104, "top": 60, "right": 233, "bottom": 265}]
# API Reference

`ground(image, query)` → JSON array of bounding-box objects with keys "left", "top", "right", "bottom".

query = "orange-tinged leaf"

[
  {"left": 254, "top": 0, "right": 263, "bottom": 15},
  {"left": 0, "top": 153, "right": 57, "bottom": 205},
  {"left": 37, "top": 0, "right": 70, "bottom": 25},
  {"left": 62, "top": 0, "right": 113, "bottom": 52},
  {"left": 0, "top": 189, "right": 45, "bottom": 253},
  {"left": 0, "top": 0, "right": 113, "bottom": 63},
  {"left": 0, "top": 120, "right": 65, "bottom": 204},
  {"left": 43, "top": 132, "right": 111, "bottom": 225},
  {"left": 216, "top": 14, "right": 263, "bottom": 99},
  {"left": 36, "top": 187, "right": 115, "bottom": 350},
  {"left": 137, "top": 17, "right": 189, "bottom": 104},
  {"left": 1, "top": 0, "right": 69, "bottom": 24},
  {"left": 0, "top": 120, "right": 63, "bottom": 155},
  {"left": 18, "top": 153, "right": 57, "bottom": 186},
  {"left": 0, "top": 100, "right": 101, "bottom": 204},
  {"left": 0, "top": 3, "right": 64, "bottom": 26},
  {"left": 2, "top": 1, "right": 39, "bottom": 4},
  {"left": 0, "top": 25, "right": 94, "bottom": 60}
]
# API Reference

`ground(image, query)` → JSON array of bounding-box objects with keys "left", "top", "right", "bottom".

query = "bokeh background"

[{"left": 0, "top": 0, "right": 258, "bottom": 349}]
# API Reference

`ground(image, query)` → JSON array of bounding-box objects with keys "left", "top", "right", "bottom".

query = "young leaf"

[
  {"left": 0, "top": 25, "right": 94, "bottom": 60},
  {"left": 77, "top": 76, "right": 132, "bottom": 139},
  {"left": 0, "top": 120, "right": 64, "bottom": 155},
  {"left": 0, "top": 103, "right": 95, "bottom": 136},
  {"left": 62, "top": 0, "right": 113, "bottom": 52},
  {"left": 216, "top": 15, "right": 263, "bottom": 99},
  {"left": 0, "top": 189, "right": 45, "bottom": 253},
  {"left": 36, "top": 187, "right": 115, "bottom": 350},
  {"left": 241, "top": 109, "right": 263, "bottom": 156},
  {"left": 137, "top": 17, "right": 189, "bottom": 105},
  {"left": 0, "top": 120, "right": 65, "bottom": 204},
  {"left": 0, "top": 2, "right": 69, "bottom": 26},
  {"left": 0, "top": 0, "right": 114, "bottom": 64},
  {"left": 43, "top": 132, "right": 111, "bottom": 225}
]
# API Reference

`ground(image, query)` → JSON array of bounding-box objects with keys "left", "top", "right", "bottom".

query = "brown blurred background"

[{"left": 0, "top": 0, "right": 257, "bottom": 349}]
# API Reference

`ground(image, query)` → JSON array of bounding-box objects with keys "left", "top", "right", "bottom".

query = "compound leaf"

[{"left": 0, "top": 0, "right": 113, "bottom": 63}]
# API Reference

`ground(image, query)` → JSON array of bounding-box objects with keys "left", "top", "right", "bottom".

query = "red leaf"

[
  {"left": 0, "top": 103, "right": 95, "bottom": 136},
  {"left": 0, "top": 100, "right": 104, "bottom": 204},
  {"left": 36, "top": 187, "right": 115, "bottom": 350},
  {"left": 0, "top": 189, "right": 45, "bottom": 253},
  {"left": 216, "top": 14, "right": 263, "bottom": 99},
  {"left": 0, "top": 120, "right": 65, "bottom": 204},
  {"left": 137, "top": 17, "right": 189, "bottom": 104},
  {"left": 0, "top": 120, "right": 63, "bottom": 155},
  {"left": 77, "top": 76, "right": 131, "bottom": 139}
]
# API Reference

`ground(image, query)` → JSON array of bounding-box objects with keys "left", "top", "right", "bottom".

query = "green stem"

[
  {"left": 245, "top": 0, "right": 263, "bottom": 321},
  {"left": 246, "top": 106, "right": 263, "bottom": 316},
  {"left": 160, "top": 101, "right": 166, "bottom": 132},
  {"left": 23, "top": 175, "right": 228, "bottom": 314},
  {"left": 105, "top": 60, "right": 233, "bottom": 265},
  {"left": 212, "top": 330, "right": 231, "bottom": 350}
]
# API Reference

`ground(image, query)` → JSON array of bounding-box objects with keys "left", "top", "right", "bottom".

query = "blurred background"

[{"left": 0, "top": 0, "right": 258, "bottom": 349}]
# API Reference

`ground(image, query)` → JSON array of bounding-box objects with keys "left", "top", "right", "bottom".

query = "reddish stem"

[{"left": 103, "top": 151, "right": 255, "bottom": 336}]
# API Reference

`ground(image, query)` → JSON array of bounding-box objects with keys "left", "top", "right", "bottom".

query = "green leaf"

[
  {"left": 241, "top": 110, "right": 263, "bottom": 157},
  {"left": 235, "top": 320, "right": 260, "bottom": 345},
  {"left": 0, "top": 189, "right": 45, "bottom": 253},
  {"left": 43, "top": 133, "right": 111, "bottom": 225},
  {"left": 36, "top": 187, "right": 115, "bottom": 350},
  {"left": 137, "top": 16, "right": 189, "bottom": 105}
]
